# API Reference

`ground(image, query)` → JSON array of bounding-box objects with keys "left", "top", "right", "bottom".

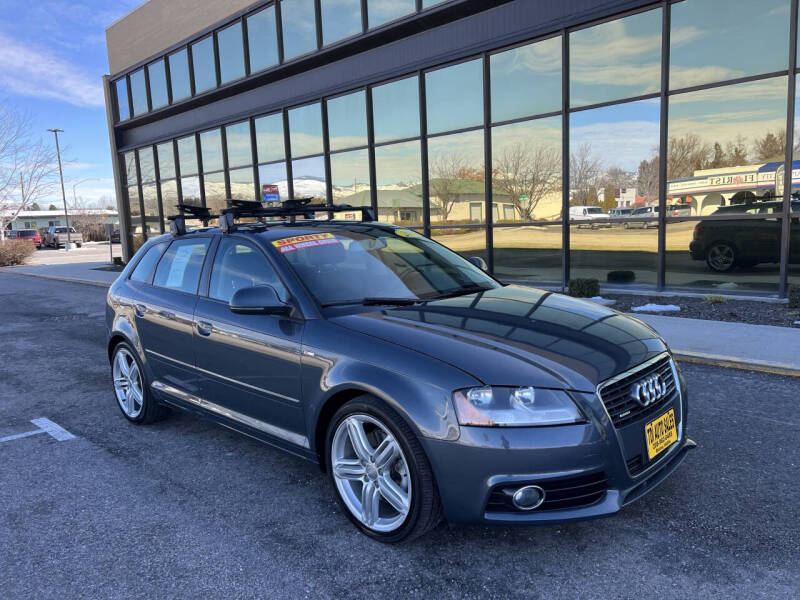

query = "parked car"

[
  {"left": 690, "top": 200, "right": 800, "bottom": 272},
  {"left": 11, "top": 228, "right": 43, "bottom": 248},
  {"left": 110, "top": 229, "right": 121, "bottom": 244},
  {"left": 625, "top": 205, "right": 659, "bottom": 229},
  {"left": 107, "top": 201, "right": 694, "bottom": 542},
  {"left": 44, "top": 226, "right": 83, "bottom": 248},
  {"left": 667, "top": 204, "right": 693, "bottom": 218},
  {"left": 569, "top": 205, "right": 611, "bottom": 228},
  {"left": 608, "top": 208, "right": 633, "bottom": 223}
]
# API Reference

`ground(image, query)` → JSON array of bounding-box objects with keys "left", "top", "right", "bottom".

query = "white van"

[{"left": 569, "top": 205, "right": 611, "bottom": 228}]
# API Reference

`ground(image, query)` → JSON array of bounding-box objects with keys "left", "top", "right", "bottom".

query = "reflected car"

[
  {"left": 609, "top": 208, "right": 633, "bottom": 221},
  {"left": 106, "top": 220, "right": 695, "bottom": 542},
  {"left": 624, "top": 205, "right": 658, "bottom": 229},
  {"left": 689, "top": 200, "right": 800, "bottom": 272},
  {"left": 569, "top": 205, "right": 612, "bottom": 228}
]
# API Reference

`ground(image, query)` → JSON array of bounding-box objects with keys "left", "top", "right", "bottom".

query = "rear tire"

[
  {"left": 111, "top": 341, "right": 168, "bottom": 424},
  {"left": 325, "top": 395, "right": 443, "bottom": 543},
  {"left": 706, "top": 242, "right": 737, "bottom": 273}
]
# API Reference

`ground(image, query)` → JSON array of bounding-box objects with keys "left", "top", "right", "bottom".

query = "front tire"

[
  {"left": 706, "top": 242, "right": 737, "bottom": 273},
  {"left": 111, "top": 341, "right": 166, "bottom": 424},
  {"left": 325, "top": 396, "right": 442, "bottom": 543}
]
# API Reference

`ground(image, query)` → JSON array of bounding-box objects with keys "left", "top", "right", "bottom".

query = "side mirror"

[
  {"left": 468, "top": 256, "right": 488, "bottom": 271},
  {"left": 229, "top": 285, "right": 291, "bottom": 316}
]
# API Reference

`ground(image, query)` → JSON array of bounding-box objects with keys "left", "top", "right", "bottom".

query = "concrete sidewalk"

[
  {"left": 0, "top": 262, "right": 120, "bottom": 287},
  {"left": 634, "top": 313, "right": 800, "bottom": 376}
]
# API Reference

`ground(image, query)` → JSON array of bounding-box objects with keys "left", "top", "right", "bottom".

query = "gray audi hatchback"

[{"left": 106, "top": 202, "right": 695, "bottom": 542}]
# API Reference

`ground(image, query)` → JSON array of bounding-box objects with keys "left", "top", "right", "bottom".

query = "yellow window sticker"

[{"left": 271, "top": 233, "right": 340, "bottom": 253}]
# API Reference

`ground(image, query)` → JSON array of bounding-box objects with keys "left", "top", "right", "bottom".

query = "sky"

[{"left": 0, "top": 0, "right": 140, "bottom": 208}]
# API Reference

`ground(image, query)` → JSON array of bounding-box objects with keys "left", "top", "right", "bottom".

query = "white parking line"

[{"left": 0, "top": 418, "right": 75, "bottom": 443}]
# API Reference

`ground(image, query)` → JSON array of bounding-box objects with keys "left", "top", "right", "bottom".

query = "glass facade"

[{"left": 114, "top": 0, "right": 800, "bottom": 297}]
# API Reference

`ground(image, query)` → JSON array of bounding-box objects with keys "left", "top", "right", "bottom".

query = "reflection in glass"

[
  {"left": 666, "top": 219, "right": 779, "bottom": 293},
  {"left": 426, "top": 60, "right": 483, "bottom": 134},
  {"left": 375, "top": 140, "right": 422, "bottom": 225},
  {"left": 204, "top": 171, "right": 226, "bottom": 213},
  {"left": 331, "top": 149, "right": 370, "bottom": 202},
  {"left": 427, "top": 129, "right": 485, "bottom": 224},
  {"left": 157, "top": 142, "right": 175, "bottom": 180},
  {"left": 129, "top": 68, "right": 148, "bottom": 116},
  {"left": 570, "top": 9, "right": 661, "bottom": 108},
  {"left": 180, "top": 176, "right": 201, "bottom": 205},
  {"left": 289, "top": 103, "right": 323, "bottom": 157},
  {"left": 116, "top": 78, "right": 129, "bottom": 120},
  {"left": 493, "top": 224, "right": 562, "bottom": 284},
  {"left": 160, "top": 179, "right": 178, "bottom": 225},
  {"left": 282, "top": 0, "right": 318, "bottom": 60},
  {"left": 147, "top": 59, "right": 168, "bottom": 109},
  {"left": 230, "top": 167, "right": 256, "bottom": 201},
  {"left": 668, "top": 77, "right": 787, "bottom": 216},
  {"left": 137, "top": 147, "right": 156, "bottom": 183},
  {"left": 255, "top": 113, "right": 285, "bottom": 163},
  {"left": 226, "top": 121, "right": 253, "bottom": 168},
  {"left": 218, "top": 22, "right": 245, "bottom": 84},
  {"left": 169, "top": 49, "right": 191, "bottom": 100},
  {"left": 671, "top": 0, "right": 789, "bottom": 90},
  {"left": 142, "top": 183, "right": 160, "bottom": 235},
  {"left": 491, "top": 36, "right": 561, "bottom": 123},
  {"left": 177, "top": 136, "right": 198, "bottom": 176},
  {"left": 128, "top": 185, "right": 142, "bottom": 225},
  {"left": 292, "top": 155, "right": 327, "bottom": 202},
  {"left": 368, "top": 0, "right": 414, "bottom": 28},
  {"left": 124, "top": 151, "right": 137, "bottom": 186},
  {"left": 258, "top": 162, "right": 288, "bottom": 200},
  {"left": 569, "top": 99, "right": 660, "bottom": 285},
  {"left": 372, "top": 76, "right": 419, "bottom": 143},
  {"left": 492, "top": 116, "right": 562, "bottom": 222},
  {"left": 200, "top": 129, "right": 223, "bottom": 173},
  {"left": 327, "top": 91, "right": 367, "bottom": 151},
  {"left": 248, "top": 6, "right": 279, "bottom": 73},
  {"left": 322, "top": 0, "right": 362, "bottom": 45},
  {"left": 192, "top": 36, "right": 217, "bottom": 93},
  {"left": 431, "top": 226, "right": 487, "bottom": 263}
]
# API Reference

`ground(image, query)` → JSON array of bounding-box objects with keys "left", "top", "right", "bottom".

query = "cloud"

[{"left": 0, "top": 32, "right": 104, "bottom": 108}]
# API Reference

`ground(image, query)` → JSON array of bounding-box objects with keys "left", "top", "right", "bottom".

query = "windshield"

[{"left": 272, "top": 228, "right": 498, "bottom": 306}]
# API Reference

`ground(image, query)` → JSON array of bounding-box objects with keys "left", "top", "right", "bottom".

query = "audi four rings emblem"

[{"left": 631, "top": 374, "right": 667, "bottom": 406}]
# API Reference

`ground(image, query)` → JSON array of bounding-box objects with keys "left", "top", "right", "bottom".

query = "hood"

[{"left": 330, "top": 286, "right": 667, "bottom": 392}]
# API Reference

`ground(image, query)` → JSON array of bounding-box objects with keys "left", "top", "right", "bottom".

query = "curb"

[
  {"left": 0, "top": 269, "right": 112, "bottom": 288},
  {"left": 674, "top": 351, "right": 800, "bottom": 378}
]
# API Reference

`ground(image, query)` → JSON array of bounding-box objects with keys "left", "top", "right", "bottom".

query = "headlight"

[{"left": 452, "top": 386, "right": 586, "bottom": 427}]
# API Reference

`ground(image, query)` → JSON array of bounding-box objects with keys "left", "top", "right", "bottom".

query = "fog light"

[{"left": 512, "top": 485, "right": 545, "bottom": 510}]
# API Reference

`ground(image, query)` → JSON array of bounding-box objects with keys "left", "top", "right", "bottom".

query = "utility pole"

[{"left": 47, "top": 128, "right": 71, "bottom": 250}]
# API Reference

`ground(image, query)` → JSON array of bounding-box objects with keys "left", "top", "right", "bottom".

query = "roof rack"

[
  {"left": 217, "top": 197, "right": 376, "bottom": 234},
  {"left": 168, "top": 204, "right": 219, "bottom": 236}
]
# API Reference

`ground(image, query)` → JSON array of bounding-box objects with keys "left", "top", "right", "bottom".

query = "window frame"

[{"left": 151, "top": 235, "right": 215, "bottom": 296}]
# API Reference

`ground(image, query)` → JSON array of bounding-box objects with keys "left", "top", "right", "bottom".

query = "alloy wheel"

[
  {"left": 707, "top": 243, "right": 735, "bottom": 272},
  {"left": 331, "top": 414, "right": 412, "bottom": 533},
  {"left": 113, "top": 348, "right": 144, "bottom": 418}
]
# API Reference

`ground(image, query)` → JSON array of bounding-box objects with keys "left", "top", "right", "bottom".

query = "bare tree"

[
  {"left": 569, "top": 143, "right": 603, "bottom": 206},
  {"left": 636, "top": 156, "right": 659, "bottom": 202},
  {"left": 753, "top": 130, "right": 785, "bottom": 163},
  {"left": 429, "top": 152, "right": 469, "bottom": 223},
  {"left": 493, "top": 141, "right": 561, "bottom": 220},
  {"left": 666, "top": 133, "right": 712, "bottom": 179},
  {"left": 0, "top": 106, "right": 58, "bottom": 239}
]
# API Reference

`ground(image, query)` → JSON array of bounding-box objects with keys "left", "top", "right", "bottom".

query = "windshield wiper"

[
  {"left": 321, "top": 297, "right": 422, "bottom": 308},
  {"left": 424, "top": 284, "right": 494, "bottom": 301}
]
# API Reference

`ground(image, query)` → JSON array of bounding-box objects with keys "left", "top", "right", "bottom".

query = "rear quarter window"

[
  {"left": 130, "top": 242, "right": 168, "bottom": 283},
  {"left": 153, "top": 238, "right": 211, "bottom": 294}
]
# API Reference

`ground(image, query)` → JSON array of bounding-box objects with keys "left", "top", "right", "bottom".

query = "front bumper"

[{"left": 421, "top": 383, "right": 695, "bottom": 525}]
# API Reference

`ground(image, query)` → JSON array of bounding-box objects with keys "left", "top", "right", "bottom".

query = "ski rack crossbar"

[
  {"left": 217, "top": 198, "right": 376, "bottom": 233},
  {"left": 168, "top": 204, "right": 218, "bottom": 236}
]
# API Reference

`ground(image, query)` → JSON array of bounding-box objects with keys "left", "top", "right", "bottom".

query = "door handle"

[
  {"left": 134, "top": 304, "right": 146, "bottom": 317},
  {"left": 196, "top": 321, "right": 213, "bottom": 336},
  {"left": 158, "top": 310, "right": 176, "bottom": 321}
]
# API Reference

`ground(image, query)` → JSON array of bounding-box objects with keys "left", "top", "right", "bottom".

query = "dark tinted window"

[
  {"left": 209, "top": 239, "right": 284, "bottom": 303},
  {"left": 130, "top": 242, "right": 167, "bottom": 282},
  {"left": 153, "top": 238, "right": 210, "bottom": 293}
]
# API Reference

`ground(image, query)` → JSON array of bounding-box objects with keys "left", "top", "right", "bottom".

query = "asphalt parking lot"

[{"left": 1, "top": 272, "right": 798, "bottom": 599}]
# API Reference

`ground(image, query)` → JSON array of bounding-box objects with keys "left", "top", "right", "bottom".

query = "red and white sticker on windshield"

[{"left": 271, "top": 233, "right": 341, "bottom": 253}]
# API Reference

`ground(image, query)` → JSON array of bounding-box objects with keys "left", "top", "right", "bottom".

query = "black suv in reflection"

[
  {"left": 689, "top": 200, "right": 800, "bottom": 272},
  {"left": 106, "top": 206, "right": 694, "bottom": 542}
]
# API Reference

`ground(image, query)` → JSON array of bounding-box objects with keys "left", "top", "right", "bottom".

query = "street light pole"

[{"left": 47, "top": 128, "right": 71, "bottom": 250}]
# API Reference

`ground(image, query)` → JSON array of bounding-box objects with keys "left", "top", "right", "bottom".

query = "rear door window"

[
  {"left": 153, "top": 238, "right": 211, "bottom": 294},
  {"left": 130, "top": 242, "right": 168, "bottom": 283}
]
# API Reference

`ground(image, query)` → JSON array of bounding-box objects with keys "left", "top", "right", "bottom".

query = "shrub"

[
  {"left": 789, "top": 284, "right": 800, "bottom": 309},
  {"left": 0, "top": 239, "right": 36, "bottom": 266},
  {"left": 607, "top": 270, "right": 635, "bottom": 284},
  {"left": 705, "top": 295, "right": 725, "bottom": 304},
  {"left": 568, "top": 278, "right": 600, "bottom": 298}
]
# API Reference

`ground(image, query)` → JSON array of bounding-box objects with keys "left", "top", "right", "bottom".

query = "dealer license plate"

[{"left": 645, "top": 408, "right": 677, "bottom": 460}]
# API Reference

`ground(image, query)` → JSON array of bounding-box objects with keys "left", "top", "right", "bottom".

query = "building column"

[{"left": 102, "top": 75, "right": 133, "bottom": 263}]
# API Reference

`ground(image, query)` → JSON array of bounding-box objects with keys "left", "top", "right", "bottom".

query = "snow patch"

[
  {"left": 588, "top": 296, "right": 617, "bottom": 306},
  {"left": 631, "top": 303, "right": 681, "bottom": 313}
]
